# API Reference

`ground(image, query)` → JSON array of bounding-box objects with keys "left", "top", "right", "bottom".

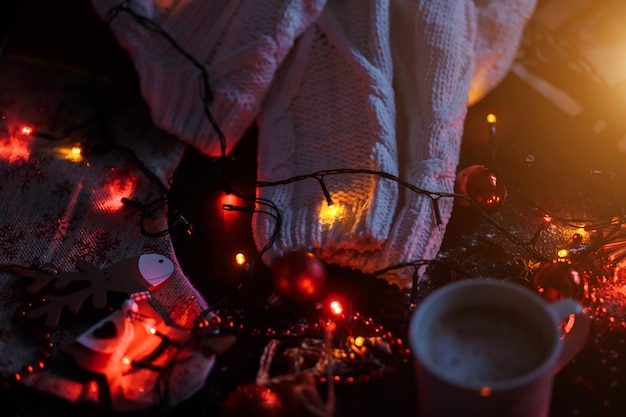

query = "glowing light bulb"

[
  {"left": 557, "top": 248, "right": 569, "bottom": 258},
  {"left": 486, "top": 114, "right": 497, "bottom": 124},
  {"left": 354, "top": 336, "right": 365, "bottom": 347},
  {"left": 319, "top": 201, "right": 345, "bottom": 225},
  {"left": 235, "top": 252, "right": 246, "bottom": 266},
  {"left": 89, "top": 380, "right": 99, "bottom": 394},
  {"left": 56, "top": 144, "right": 84, "bottom": 162},
  {"left": 20, "top": 125, "right": 33, "bottom": 136},
  {"left": 330, "top": 300, "right": 343, "bottom": 315}
]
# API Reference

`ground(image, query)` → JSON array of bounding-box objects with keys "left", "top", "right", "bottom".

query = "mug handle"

[{"left": 548, "top": 298, "right": 590, "bottom": 373}]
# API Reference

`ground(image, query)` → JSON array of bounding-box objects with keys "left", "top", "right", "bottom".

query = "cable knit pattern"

[
  {"left": 91, "top": 0, "right": 326, "bottom": 155},
  {"left": 255, "top": 1, "right": 398, "bottom": 273},
  {"left": 90, "top": 0, "right": 537, "bottom": 288}
]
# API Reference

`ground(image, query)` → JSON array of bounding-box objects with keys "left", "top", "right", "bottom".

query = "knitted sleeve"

[
  {"left": 255, "top": 0, "right": 537, "bottom": 287},
  {"left": 91, "top": 0, "right": 537, "bottom": 288},
  {"left": 90, "top": 0, "right": 326, "bottom": 155},
  {"left": 254, "top": 0, "right": 399, "bottom": 273}
]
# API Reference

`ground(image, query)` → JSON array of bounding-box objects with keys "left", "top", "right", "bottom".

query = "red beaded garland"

[
  {"left": 9, "top": 298, "right": 56, "bottom": 382},
  {"left": 222, "top": 383, "right": 286, "bottom": 417}
]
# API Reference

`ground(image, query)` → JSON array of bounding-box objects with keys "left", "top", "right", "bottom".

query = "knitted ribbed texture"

[
  {"left": 91, "top": 0, "right": 326, "bottom": 155},
  {"left": 255, "top": 1, "right": 398, "bottom": 274},
  {"left": 91, "top": 0, "right": 537, "bottom": 287}
]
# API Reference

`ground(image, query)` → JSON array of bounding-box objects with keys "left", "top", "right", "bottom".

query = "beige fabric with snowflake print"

[{"left": 0, "top": 57, "right": 212, "bottom": 412}]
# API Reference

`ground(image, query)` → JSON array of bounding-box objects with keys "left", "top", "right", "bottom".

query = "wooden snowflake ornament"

[{"left": 16, "top": 254, "right": 174, "bottom": 328}]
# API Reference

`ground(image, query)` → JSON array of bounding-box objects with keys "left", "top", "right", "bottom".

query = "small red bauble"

[
  {"left": 454, "top": 165, "right": 506, "bottom": 214},
  {"left": 222, "top": 383, "right": 285, "bottom": 417},
  {"left": 533, "top": 261, "right": 582, "bottom": 302},
  {"left": 271, "top": 251, "right": 328, "bottom": 306}
]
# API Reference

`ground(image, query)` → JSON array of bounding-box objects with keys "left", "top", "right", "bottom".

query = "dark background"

[{"left": 3, "top": 1, "right": 626, "bottom": 416}]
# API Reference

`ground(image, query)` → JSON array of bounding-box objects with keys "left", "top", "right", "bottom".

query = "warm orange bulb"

[
  {"left": 319, "top": 199, "right": 345, "bottom": 226},
  {"left": 235, "top": 252, "right": 246, "bottom": 266},
  {"left": 486, "top": 114, "right": 497, "bottom": 124}
]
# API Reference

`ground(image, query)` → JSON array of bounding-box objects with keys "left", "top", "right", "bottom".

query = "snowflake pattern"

[
  {"left": 52, "top": 179, "right": 74, "bottom": 198},
  {"left": 33, "top": 210, "right": 71, "bottom": 241},
  {"left": 0, "top": 224, "right": 26, "bottom": 260},
  {"left": 0, "top": 58, "right": 202, "bottom": 409},
  {"left": 68, "top": 229, "right": 122, "bottom": 266},
  {"left": 3, "top": 155, "right": 50, "bottom": 190}
]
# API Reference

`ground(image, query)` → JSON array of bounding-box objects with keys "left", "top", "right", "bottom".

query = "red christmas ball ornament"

[
  {"left": 454, "top": 165, "right": 506, "bottom": 214},
  {"left": 533, "top": 261, "right": 582, "bottom": 302},
  {"left": 271, "top": 251, "right": 328, "bottom": 306},
  {"left": 222, "top": 383, "right": 285, "bottom": 417}
]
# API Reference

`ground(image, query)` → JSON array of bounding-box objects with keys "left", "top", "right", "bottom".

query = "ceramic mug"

[{"left": 408, "top": 278, "right": 589, "bottom": 417}]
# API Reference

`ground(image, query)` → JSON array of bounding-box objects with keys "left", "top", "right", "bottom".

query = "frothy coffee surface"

[{"left": 428, "top": 305, "right": 547, "bottom": 383}]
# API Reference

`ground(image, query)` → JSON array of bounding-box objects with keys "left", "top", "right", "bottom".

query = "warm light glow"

[
  {"left": 220, "top": 193, "right": 238, "bottom": 207},
  {"left": 486, "top": 114, "right": 497, "bottom": 124},
  {"left": 0, "top": 135, "right": 31, "bottom": 161},
  {"left": 122, "top": 357, "right": 131, "bottom": 365},
  {"left": 55, "top": 144, "right": 84, "bottom": 163},
  {"left": 575, "top": 227, "right": 589, "bottom": 241},
  {"left": 20, "top": 125, "right": 33, "bottom": 136},
  {"left": 557, "top": 248, "right": 569, "bottom": 258},
  {"left": 235, "top": 252, "right": 247, "bottom": 266},
  {"left": 149, "top": 326, "right": 157, "bottom": 335},
  {"left": 542, "top": 214, "right": 552, "bottom": 224},
  {"left": 96, "top": 175, "right": 137, "bottom": 212},
  {"left": 330, "top": 300, "right": 343, "bottom": 315},
  {"left": 480, "top": 386, "right": 492, "bottom": 397},
  {"left": 218, "top": 192, "right": 247, "bottom": 230},
  {"left": 319, "top": 201, "right": 345, "bottom": 226},
  {"left": 354, "top": 336, "right": 365, "bottom": 347},
  {"left": 85, "top": 380, "right": 101, "bottom": 401},
  {"left": 563, "top": 313, "right": 576, "bottom": 335},
  {"left": 89, "top": 380, "right": 99, "bottom": 393}
]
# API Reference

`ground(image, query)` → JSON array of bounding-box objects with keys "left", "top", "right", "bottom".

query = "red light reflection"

[
  {"left": 96, "top": 176, "right": 137, "bottom": 212},
  {"left": 0, "top": 135, "right": 31, "bottom": 161}
]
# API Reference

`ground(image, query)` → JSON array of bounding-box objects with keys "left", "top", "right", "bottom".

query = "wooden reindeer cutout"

[{"left": 15, "top": 254, "right": 174, "bottom": 328}]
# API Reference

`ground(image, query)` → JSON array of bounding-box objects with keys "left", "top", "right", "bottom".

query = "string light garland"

[
  {"left": 100, "top": 0, "right": 619, "bottom": 285},
  {"left": 5, "top": 2, "right": 624, "bottom": 289},
  {"left": 5, "top": 4, "right": 626, "bottom": 415}
]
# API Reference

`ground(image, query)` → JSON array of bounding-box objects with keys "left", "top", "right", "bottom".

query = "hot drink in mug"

[{"left": 409, "top": 278, "right": 589, "bottom": 417}]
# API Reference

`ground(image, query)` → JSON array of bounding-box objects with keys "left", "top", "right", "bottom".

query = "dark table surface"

[{"left": 3, "top": 1, "right": 626, "bottom": 416}]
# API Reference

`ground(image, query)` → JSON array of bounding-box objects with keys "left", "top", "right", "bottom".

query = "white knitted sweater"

[{"left": 91, "top": 0, "right": 537, "bottom": 287}]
